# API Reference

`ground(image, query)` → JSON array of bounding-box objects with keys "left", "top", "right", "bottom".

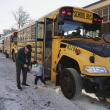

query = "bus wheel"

[
  {"left": 60, "top": 68, "right": 82, "bottom": 99},
  {"left": 12, "top": 52, "right": 16, "bottom": 62}
]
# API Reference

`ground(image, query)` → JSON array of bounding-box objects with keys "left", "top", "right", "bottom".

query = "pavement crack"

[{"left": 0, "top": 97, "right": 15, "bottom": 101}]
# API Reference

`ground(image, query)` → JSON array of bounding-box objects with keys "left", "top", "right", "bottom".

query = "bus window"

[
  {"left": 31, "top": 25, "right": 36, "bottom": 39},
  {"left": 23, "top": 29, "right": 26, "bottom": 40},
  {"left": 27, "top": 27, "right": 30, "bottom": 39},
  {"left": 22, "top": 30, "right": 24, "bottom": 41},
  {"left": 46, "top": 22, "right": 52, "bottom": 38},
  {"left": 20, "top": 31, "right": 22, "bottom": 41},
  {"left": 55, "top": 20, "right": 83, "bottom": 37},
  {"left": 18, "top": 32, "right": 20, "bottom": 41},
  {"left": 38, "top": 24, "right": 43, "bottom": 38},
  {"left": 7, "top": 37, "right": 9, "bottom": 43},
  {"left": 9, "top": 37, "right": 10, "bottom": 42},
  {"left": 83, "top": 24, "right": 101, "bottom": 39}
]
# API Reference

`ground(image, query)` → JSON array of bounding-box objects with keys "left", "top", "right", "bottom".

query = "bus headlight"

[{"left": 83, "top": 66, "right": 109, "bottom": 74}]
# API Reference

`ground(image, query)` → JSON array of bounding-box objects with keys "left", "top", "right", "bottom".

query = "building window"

[
  {"left": 103, "top": 8, "right": 108, "bottom": 15},
  {"left": 98, "top": 10, "right": 102, "bottom": 16},
  {"left": 103, "top": 15, "right": 108, "bottom": 22},
  {"left": 103, "top": 7, "right": 108, "bottom": 22},
  {"left": 95, "top": 7, "right": 110, "bottom": 23}
]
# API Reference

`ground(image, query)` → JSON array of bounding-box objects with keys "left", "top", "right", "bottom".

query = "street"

[{"left": 0, "top": 53, "right": 110, "bottom": 110}]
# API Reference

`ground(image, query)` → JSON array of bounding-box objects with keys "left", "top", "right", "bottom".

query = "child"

[{"left": 30, "top": 61, "right": 46, "bottom": 89}]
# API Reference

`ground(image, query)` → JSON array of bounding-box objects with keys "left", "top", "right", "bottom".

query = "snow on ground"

[{"left": 0, "top": 53, "right": 110, "bottom": 110}]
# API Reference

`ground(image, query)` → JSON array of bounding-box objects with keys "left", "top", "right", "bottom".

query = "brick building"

[{"left": 83, "top": 0, "right": 110, "bottom": 34}]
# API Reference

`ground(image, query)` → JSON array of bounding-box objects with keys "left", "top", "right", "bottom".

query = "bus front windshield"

[{"left": 55, "top": 20, "right": 101, "bottom": 40}]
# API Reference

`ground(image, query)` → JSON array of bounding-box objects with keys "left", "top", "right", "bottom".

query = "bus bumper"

[{"left": 82, "top": 76, "right": 110, "bottom": 97}]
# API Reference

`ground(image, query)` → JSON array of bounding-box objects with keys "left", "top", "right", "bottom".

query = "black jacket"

[{"left": 16, "top": 47, "right": 31, "bottom": 67}]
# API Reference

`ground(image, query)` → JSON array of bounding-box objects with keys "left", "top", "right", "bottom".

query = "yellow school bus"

[
  {"left": 3, "top": 31, "right": 18, "bottom": 61},
  {"left": 17, "top": 6, "right": 110, "bottom": 102}
]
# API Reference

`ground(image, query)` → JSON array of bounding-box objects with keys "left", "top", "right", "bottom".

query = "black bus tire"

[
  {"left": 12, "top": 52, "right": 16, "bottom": 62},
  {"left": 60, "top": 68, "right": 82, "bottom": 99}
]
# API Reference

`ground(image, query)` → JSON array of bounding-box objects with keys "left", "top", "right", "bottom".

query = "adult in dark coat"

[{"left": 16, "top": 44, "right": 32, "bottom": 90}]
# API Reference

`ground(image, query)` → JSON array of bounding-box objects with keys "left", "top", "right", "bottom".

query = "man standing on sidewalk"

[{"left": 16, "top": 44, "right": 32, "bottom": 90}]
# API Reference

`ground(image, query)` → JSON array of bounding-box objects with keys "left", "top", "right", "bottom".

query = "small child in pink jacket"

[{"left": 30, "top": 61, "right": 46, "bottom": 89}]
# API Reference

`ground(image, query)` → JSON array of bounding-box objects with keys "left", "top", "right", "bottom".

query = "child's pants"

[{"left": 35, "top": 76, "right": 46, "bottom": 85}]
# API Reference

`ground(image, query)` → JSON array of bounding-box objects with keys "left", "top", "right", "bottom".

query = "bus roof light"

[
  {"left": 14, "top": 32, "right": 17, "bottom": 36},
  {"left": 94, "top": 18, "right": 97, "bottom": 22},
  {"left": 65, "top": 8, "right": 68, "bottom": 11},
  {"left": 67, "top": 12, "right": 72, "bottom": 16},
  {"left": 98, "top": 19, "right": 101, "bottom": 22},
  {"left": 62, "top": 10, "right": 66, "bottom": 15}
]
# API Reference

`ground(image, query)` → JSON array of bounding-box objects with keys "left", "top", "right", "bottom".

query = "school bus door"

[
  {"left": 36, "top": 18, "right": 53, "bottom": 81},
  {"left": 43, "top": 18, "right": 53, "bottom": 80}
]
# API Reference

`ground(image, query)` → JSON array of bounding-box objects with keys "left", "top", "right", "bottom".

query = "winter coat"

[
  {"left": 16, "top": 47, "right": 31, "bottom": 67},
  {"left": 30, "top": 63, "right": 43, "bottom": 76}
]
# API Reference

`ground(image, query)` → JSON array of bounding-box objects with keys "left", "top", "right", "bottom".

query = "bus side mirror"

[
  {"left": 57, "top": 14, "right": 64, "bottom": 25},
  {"left": 103, "top": 33, "right": 110, "bottom": 43},
  {"left": 58, "top": 30, "right": 64, "bottom": 36}
]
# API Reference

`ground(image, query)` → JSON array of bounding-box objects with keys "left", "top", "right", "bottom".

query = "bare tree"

[
  {"left": 3, "top": 29, "right": 17, "bottom": 36},
  {"left": 12, "top": 6, "right": 33, "bottom": 29}
]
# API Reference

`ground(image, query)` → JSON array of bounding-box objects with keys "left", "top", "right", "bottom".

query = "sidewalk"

[
  {"left": 0, "top": 53, "right": 110, "bottom": 110},
  {"left": 0, "top": 53, "right": 82, "bottom": 110}
]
